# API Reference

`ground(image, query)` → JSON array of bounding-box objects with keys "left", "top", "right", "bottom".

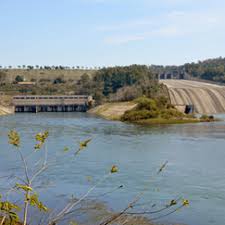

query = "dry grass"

[
  {"left": 1, "top": 69, "right": 95, "bottom": 83},
  {"left": 89, "top": 102, "right": 137, "bottom": 120}
]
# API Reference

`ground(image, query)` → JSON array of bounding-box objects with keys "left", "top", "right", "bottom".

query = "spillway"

[{"left": 160, "top": 80, "right": 225, "bottom": 114}]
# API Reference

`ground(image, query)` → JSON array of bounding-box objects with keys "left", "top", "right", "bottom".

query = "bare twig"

[{"left": 49, "top": 173, "right": 112, "bottom": 225}]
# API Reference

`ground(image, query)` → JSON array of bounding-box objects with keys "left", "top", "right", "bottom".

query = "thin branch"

[
  {"left": 126, "top": 197, "right": 182, "bottom": 215},
  {"left": 98, "top": 196, "right": 141, "bottom": 225},
  {"left": 0, "top": 216, "right": 6, "bottom": 225},
  {"left": 150, "top": 205, "right": 184, "bottom": 221},
  {"left": 18, "top": 149, "right": 30, "bottom": 184},
  {"left": 30, "top": 164, "right": 48, "bottom": 184},
  {"left": 49, "top": 173, "right": 111, "bottom": 224}
]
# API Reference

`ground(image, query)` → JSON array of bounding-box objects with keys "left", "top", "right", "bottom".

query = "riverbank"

[
  {"left": 89, "top": 97, "right": 218, "bottom": 125},
  {"left": 0, "top": 105, "right": 14, "bottom": 116},
  {"left": 0, "top": 95, "right": 14, "bottom": 116}
]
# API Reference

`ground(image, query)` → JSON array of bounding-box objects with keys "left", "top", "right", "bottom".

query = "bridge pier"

[
  {"left": 15, "top": 104, "right": 89, "bottom": 113},
  {"left": 13, "top": 95, "right": 93, "bottom": 113}
]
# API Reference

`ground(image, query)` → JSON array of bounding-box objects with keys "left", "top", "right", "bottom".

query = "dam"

[
  {"left": 12, "top": 95, "right": 93, "bottom": 113},
  {"left": 160, "top": 80, "right": 225, "bottom": 114}
]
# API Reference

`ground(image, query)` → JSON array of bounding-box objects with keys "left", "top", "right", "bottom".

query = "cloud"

[
  {"left": 105, "top": 34, "right": 146, "bottom": 44},
  {"left": 101, "top": 8, "right": 225, "bottom": 44},
  {"left": 97, "top": 19, "right": 153, "bottom": 32}
]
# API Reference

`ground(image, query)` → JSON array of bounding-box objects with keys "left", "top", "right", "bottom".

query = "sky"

[{"left": 0, "top": 0, "right": 225, "bottom": 67}]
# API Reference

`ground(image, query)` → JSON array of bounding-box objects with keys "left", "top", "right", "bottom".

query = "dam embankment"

[{"left": 160, "top": 80, "right": 225, "bottom": 114}]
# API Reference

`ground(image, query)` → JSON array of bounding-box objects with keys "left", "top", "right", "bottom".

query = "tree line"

[
  {"left": 149, "top": 57, "right": 225, "bottom": 82},
  {"left": 0, "top": 65, "right": 101, "bottom": 70},
  {"left": 77, "top": 65, "right": 163, "bottom": 103}
]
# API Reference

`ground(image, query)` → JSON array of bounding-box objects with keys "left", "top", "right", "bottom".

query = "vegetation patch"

[{"left": 121, "top": 96, "right": 217, "bottom": 125}]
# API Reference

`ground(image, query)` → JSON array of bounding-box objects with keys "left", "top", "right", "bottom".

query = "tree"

[
  {"left": 15, "top": 75, "right": 24, "bottom": 83},
  {"left": 0, "top": 71, "right": 6, "bottom": 85},
  {"left": 53, "top": 77, "right": 65, "bottom": 84},
  {"left": 27, "top": 65, "right": 34, "bottom": 70}
]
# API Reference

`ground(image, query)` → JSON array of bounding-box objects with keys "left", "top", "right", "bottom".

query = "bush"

[
  {"left": 135, "top": 97, "right": 157, "bottom": 111},
  {"left": 122, "top": 96, "right": 188, "bottom": 122},
  {"left": 156, "top": 96, "right": 170, "bottom": 109},
  {"left": 122, "top": 109, "right": 159, "bottom": 121},
  {"left": 161, "top": 108, "right": 185, "bottom": 119},
  {"left": 15, "top": 75, "right": 24, "bottom": 83},
  {"left": 53, "top": 77, "right": 65, "bottom": 84},
  {"left": 200, "top": 114, "right": 214, "bottom": 121}
]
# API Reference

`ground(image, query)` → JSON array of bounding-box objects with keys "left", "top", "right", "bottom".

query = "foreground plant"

[{"left": 0, "top": 130, "right": 189, "bottom": 225}]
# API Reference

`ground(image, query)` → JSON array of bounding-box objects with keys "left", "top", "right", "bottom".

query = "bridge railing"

[{"left": 12, "top": 95, "right": 92, "bottom": 106}]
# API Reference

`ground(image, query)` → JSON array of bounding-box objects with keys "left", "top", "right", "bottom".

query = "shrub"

[
  {"left": 122, "top": 109, "right": 159, "bottom": 121},
  {"left": 135, "top": 97, "right": 157, "bottom": 111},
  {"left": 200, "top": 114, "right": 215, "bottom": 121},
  {"left": 15, "top": 75, "right": 24, "bottom": 83},
  {"left": 0, "top": 130, "right": 189, "bottom": 225},
  {"left": 161, "top": 108, "right": 185, "bottom": 119},
  {"left": 122, "top": 96, "right": 188, "bottom": 122},
  {"left": 53, "top": 77, "right": 65, "bottom": 84},
  {"left": 156, "top": 96, "right": 170, "bottom": 109}
]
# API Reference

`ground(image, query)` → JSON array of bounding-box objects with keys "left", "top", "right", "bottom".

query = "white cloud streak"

[{"left": 101, "top": 8, "right": 225, "bottom": 44}]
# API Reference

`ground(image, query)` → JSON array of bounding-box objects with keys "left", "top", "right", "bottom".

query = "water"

[{"left": 1, "top": 113, "right": 225, "bottom": 225}]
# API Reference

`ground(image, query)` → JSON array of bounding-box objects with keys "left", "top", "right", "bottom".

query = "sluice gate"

[{"left": 12, "top": 95, "right": 93, "bottom": 113}]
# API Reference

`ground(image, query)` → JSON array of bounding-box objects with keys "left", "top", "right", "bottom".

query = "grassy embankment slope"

[
  {"left": 89, "top": 101, "right": 137, "bottom": 120},
  {"left": 90, "top": 97, "right": 216, "bottom": 125}
]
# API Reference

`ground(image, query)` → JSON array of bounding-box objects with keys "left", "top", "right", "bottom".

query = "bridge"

[
  {"left": 12, "top": 95, "right": 93, "bottom": 113},
  {"left": 160, "top": 80, "right": 225, "bottom": 114}
]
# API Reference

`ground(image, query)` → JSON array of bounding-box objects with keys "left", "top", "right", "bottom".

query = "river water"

[{"left": 1, "top": 113, "right": 225, "bottom": 225}]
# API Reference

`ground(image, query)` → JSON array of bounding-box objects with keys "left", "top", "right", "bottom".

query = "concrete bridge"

[
  {"left": 160, "top": 79, "right": 225, "bottom": 114},
  {"left": 12, "top": 95, "right": 93, "bottom": 113}
]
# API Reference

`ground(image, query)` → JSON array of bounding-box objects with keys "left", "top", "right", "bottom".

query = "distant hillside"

[
  {"left": 0, "top": 57, "right": 225, "bottom": 98},
  {"left": 150, "top": 57, "right": 225, "bottom": 83},
  {"left": 0, "top": 69, "right": 96, "bottom": 83},
  {"left": 184, "top": 57, "right": 225, "bottom": 82}
]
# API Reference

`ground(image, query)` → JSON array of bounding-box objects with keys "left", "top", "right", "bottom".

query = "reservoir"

[{"left": 0, "top": 113, "right": 225, "bottom": 225}]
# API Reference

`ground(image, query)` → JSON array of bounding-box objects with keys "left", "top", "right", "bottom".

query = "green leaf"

[
  {"left": 111, "top": 165, "right": 118, "bottom": 173},
  {"left": 15, "top": 183, "right": 33, "bottom": 192},
  {"left": 8, "top": 130, "right": 20, "bottom": 147},
  {"left": 63, "top": 147, "right": 69, "bottom": 152}
]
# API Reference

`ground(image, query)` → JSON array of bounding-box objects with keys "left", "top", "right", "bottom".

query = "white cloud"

[
  {"left": 105, "top": 34, "right": 146, "bottom": 44},
  {"left": 101, "top": 8, "right": 225, "bottom": 44},
  {"left": 97, "top": 19, "right": 153, "bottom": 32}
]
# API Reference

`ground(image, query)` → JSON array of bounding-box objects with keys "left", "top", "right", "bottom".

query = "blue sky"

[{"left": 0, "top": 0, "right": 225, "bottom": 67}]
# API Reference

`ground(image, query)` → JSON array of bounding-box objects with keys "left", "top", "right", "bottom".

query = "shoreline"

[
  {"left": 89, "top": 102, "right": 218, "bottom": 125},
  {"left": 0, "top": 106, "right": 14, "bottom": 116}
]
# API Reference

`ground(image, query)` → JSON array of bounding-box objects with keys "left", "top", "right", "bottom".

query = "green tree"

[{"left": 15, "top": 75, "right": 24, "bottom": 83}]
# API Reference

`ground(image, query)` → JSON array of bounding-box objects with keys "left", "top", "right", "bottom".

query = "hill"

[
  {"left": 0, "top": 68, "right": 95, "bottom": 84},
  {"left": 150, "top": 57, "right": 225, "bottom": 83}
]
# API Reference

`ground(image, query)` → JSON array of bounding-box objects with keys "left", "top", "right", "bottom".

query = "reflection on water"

[{"left": 1, "top": 113, "right": 225, "bottom": 225}]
